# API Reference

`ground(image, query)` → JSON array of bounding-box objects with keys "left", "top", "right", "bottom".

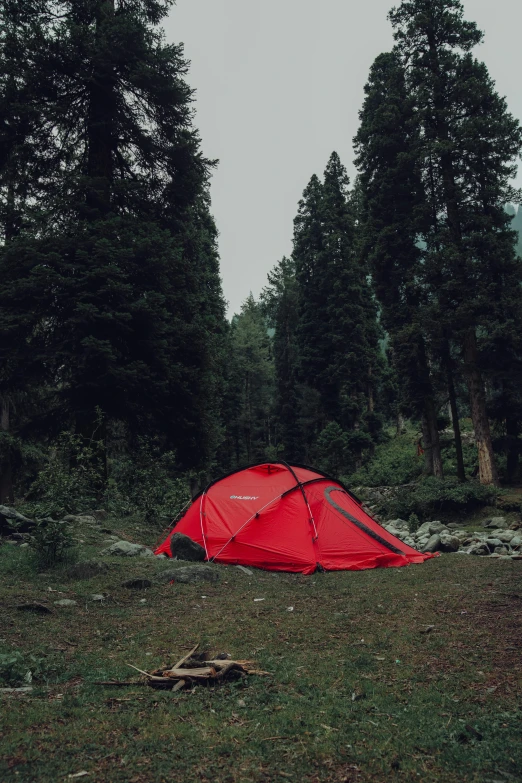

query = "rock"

[
  {"left": 485, "top": 538, "right": 504, "bottom": 549},
  {"left": 236, "top": 565, "right": 253, "bottom": 575},
  {"left": 16, "top": 602, "right": 53, "bottom": 614},
  {"left": 484, "top": 517, "right": 507, "bottom": 530},
  {"left": 156, "top": 565, "right": 220, "bottom": 585},
  {"left": 494, "top": 546, "right": 509, "bottom": 556},
  {"left": 510, "top": 535, "right": 521, "bottom": 548},
  {"left": 416, "top": 522, "right": 432, "bottom": 538},
  {"left": 19, "top": 542, "right": 29, "bottom": 548},
  {"left": 439, "top": 534, "right": 460, "bottom": 553},
  {"left": 429, "top": 521, "right": 448, "bottom": 535},
  {"left": 446, "top": 523, "right": 460, "bottom": 530},
  {"left": 387, "top": 518, "right": 408, "bottom": 530},
  {"left": 122, "top": 578, "right": 152, "bottom": 590},
  {"left": 92, "top": 509, "right": 108, "bottom": 521},
  {"left": 509, "top": 521, "right": 521, "bottom": 530},
  {"left": 66, "top": 560, "right": 109, "bottom": 580},
  {"left": 496, "top": 531, "right": 515, "bottom": 544},
  {"left": 53, "top": 599, "right": 77, "bottom": 607},
  {"left": 0, "top": 505, "right": 35, "bottom": 535},
  {"left": 91, "top": 594, "right": 106, "bottom": 602},
  {"left": 102, "top": 541, "right": 153, "bottom": 557},
  {"left": 169, "top": 533, "right": 206, "bottom": 562},
  {"left": 468, "top": 543, "right": 489, "bottom": 556},
  {"left": 422, "top": 534, "right": 442, "bottom": 554},
  {"left": 156, "top": 553, "right": 167, "bottom": 559}
]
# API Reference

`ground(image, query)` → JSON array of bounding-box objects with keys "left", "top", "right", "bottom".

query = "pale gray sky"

[{"left": 165, "top": 0, "right": 522, "bottom": 316}]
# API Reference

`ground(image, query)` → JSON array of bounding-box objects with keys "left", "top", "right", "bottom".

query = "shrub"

[
  {"left": 28, "top": 517, "right": 78, "bottom": 570},
  {"left": 381, "top": 477, "right": 499, "bottom": 521},
  {"left": 0, "top": 650, "right": 58, "bottom": 687},
  {"left": 348, "top": 431, "right": 423, "bottom": 487},
  {"left": 408, "top": 513, "right": 421, "bottom": 534},
  {"left": 23, "top": 430, "right": 105, "bottom": 519}
]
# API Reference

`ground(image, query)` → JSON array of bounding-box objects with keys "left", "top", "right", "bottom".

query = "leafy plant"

[
  {"left": 408, "top": 512, "right": 421, "bottom": 534},
  {"left": 28, "top": 517, "right": 78, "bottom": 570},
  {"left": 381, "top": 477, "right": 499, "bottom": 522},
  {"left": 0, "top": 650, "right": 58, "bottom": 687}
]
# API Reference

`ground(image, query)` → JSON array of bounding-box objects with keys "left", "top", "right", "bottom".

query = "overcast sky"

[{"left": 165, "top": 0, "right": 522, "bottom": 317}]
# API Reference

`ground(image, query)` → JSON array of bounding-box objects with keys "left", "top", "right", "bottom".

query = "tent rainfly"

[{"left": 155, "top": 462, "right": 436, "bottom": 574}]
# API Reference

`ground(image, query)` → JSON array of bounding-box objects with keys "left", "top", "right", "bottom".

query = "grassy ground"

[{"left": 0, "top": 527, "right": 521, "bottom": 783}]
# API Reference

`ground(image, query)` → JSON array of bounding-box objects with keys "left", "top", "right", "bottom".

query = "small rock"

[
  {"left": 387, "top": 518, "right": 408, "bottom": 530},
  {"left": 496, "top": 531, "right": 515, "bottom": 544},
  {"left": 16, "top": 602, "right": 53, "bottom": 614},
  {"left": 91, "top": 594, "right": 106, "bottom": 602},
  {"left": 53, "top": 599, "right": 77, "bottom": 607},
  {"left": 122, "top": 578, "right": 152, "bottom": 590},
  {"left": 156, "top": 565, "right": 220, "bottom": 585},
  {"left": 509, "top": 521, "right": 521, "bottom": 530},
  {"left": 494, "top": 547, "right": 509, "bottom": 556},
  {"left": 236, "top": 565, "right": 253, "bottom": 576},
  {"left": 66, "top": 560, "right": 109, "bottom": 580},
  {"left": 169, "top": 533, "right": 206, "bottom": 562},
  {"left": 103, "top": 541, "right": 153, "bottom": 557},
  {"left": 446, "top": 523, "right": 460, "bottom": 530},
  {"left": 484, "top": 517, "right": 507, "bottom": 530},
  {"left": 237, "top": 699, "right": 246, "bottom": 708},
  {"left": 510, "top": 535, "right": 521, "bottom": 548},
  {"left": 156, "top": 553, "right": 167, "bottom": 559},
  {"left": 468, "top": 543, "right": 489, "bottom": 556},
  {"left": 422, "top": 534, "right": 442, "bottom": 553},
  {"left": 485, "top": 539, "right": 504, "bottom": 549},
  {"left": 19, "top": 542, "right": 29, "bottom": 549},
  {"left": 439, "top": 534, "right": 460, "bottom": 553}
]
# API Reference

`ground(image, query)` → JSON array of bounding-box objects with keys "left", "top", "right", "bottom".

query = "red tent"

[{"left": 155, "top": 462, "right": 435, "bottom": 574}]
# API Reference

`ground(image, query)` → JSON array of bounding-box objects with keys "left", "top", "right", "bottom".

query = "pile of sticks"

[{"left": 125, "top": 644, "right": 269, "bottom": 691}]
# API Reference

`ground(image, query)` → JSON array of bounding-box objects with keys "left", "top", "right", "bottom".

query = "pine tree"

[
  {"left": 389, "top": 0, "right": 522, "bottom": 485},
  {"left": 354, "top": 53, "right": 445, "bottom": 477},
  {"left": 293, "top": 154, "right": 383, "bottom": 470},
  {"left": 0, "top": 0, "right": 227, "bottom": 478},
  {"left": 261, "top": 257, "right": 301, "bottom": 461}
]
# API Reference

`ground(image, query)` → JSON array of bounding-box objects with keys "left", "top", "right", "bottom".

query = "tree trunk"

[
  {"left": 0, "top": 399, "right": 14, "bottom": 504},
  {"left": 421, "top": 397, "right": 443, "bottom": 478},
  {"left": 442, "top": 341, "right": 466, "bottom": 482},
  {"left": 396, "top": 412, "right": 405, "bottom": 436},
  {"left": 505, "top": 413, "right": 519, "bottom": 485},
  {"left": 463, "top": 330, "right": 499, "bottom": 486}
]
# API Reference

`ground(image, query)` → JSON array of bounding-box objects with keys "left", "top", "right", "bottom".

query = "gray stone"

[
  {"left": 0, "top": 505, "right": 34, "bottom": 535},
  {"left": 468, "top": 543, "right": 489, "bottom": 556},
  {"left": 236, "top": 565, "right": 253, "bottom": 575},
  {"left": 484, "top": 517, "right": 507, "bottom": 530},
  {"left": 439, "top": 534, "right": 460, "bottom": 553},
  {"left": 387, "top": 518, "right": 408, "bottom": 530},
  {"left": 102, "top": 541, "right": 153, "bottom": 557},
  {"left": 496, "top": 531, "right": 515, "bottom": 544},
  {"left": 122, "top": 578, "right": 152, "bottom": 589},
  {"left": 429, "top": 521, "right": 449, "bottom": 535},
  {"left": 156, "top": 553, "right": 167, "bottom": 559},
  {"left": 53, "top": 599, "right": 77, "bottom": 607},
  {"left": 156, "top": 565, "right": 220, "bottom": 585},
  {"left": 446, "top": 523, "right": 460, "bottom": 530},
  {"left": 510, "top": 535, "right": 521, "bottom": 548},
  {"left": 416, "top": 522, "right": 433, "bottom": 538},
  {"left": 494, "top": 546, "right": 509, "bottom": 556},
  {"left": 485, "top": 539, "right": 504, "bottom": 549},
  {"left": 91, "top": 594, "right": 106, "bottom": 602},
  {"left": 422, "top": 534, "right": 442, "bottom": 554},
  {"left": 170, "top": 533, "right": 206, "bottom": 562},
  {"left": 66, "top": 560, "right": 109, "bottom": 580}
]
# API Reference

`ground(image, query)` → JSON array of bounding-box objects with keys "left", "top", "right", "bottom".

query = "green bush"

[
  {"left": 0, "top": 650, "right": 59, "bottom": 687},
  {"left": 23, "top": 430, "right": 105, "bottom": 519},
  {"left": 380, "top": 477, "right": 499, "bottom": 521},
  {"left": 408, "top": 512, "right": 421, "bottom": 534},
  {"left": 348, "top": 431, "right": 423, "bottom": 487},
  {"left": 28, "top": 517, "right": 78, "bottom": 570},
  {"left": 107, "top": 438, "right": 191, "bottom": 522}
]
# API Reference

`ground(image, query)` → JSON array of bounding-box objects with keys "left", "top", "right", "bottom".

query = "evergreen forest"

[{"left": 2, "top": 0, "right": 522, "bottom": 523}]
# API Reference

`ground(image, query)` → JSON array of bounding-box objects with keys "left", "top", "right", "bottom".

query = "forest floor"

[{"left": 0, "top": 522, "right": 521, "bottom": 783}]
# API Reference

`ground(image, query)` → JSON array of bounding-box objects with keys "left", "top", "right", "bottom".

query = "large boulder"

[
  {"left": 156, "top": 565, "right": 220, "bottom": 585},
  {"left": 439, "top": 534, "right": 460, "bottom": 553},
  {"left": 0, "top": 506, "right": 34, "bottom": 535},
  {"left": 102, "top": 541, "right": 154, "bottom": 557},
  {"left": 170, "top": 533, "right": 206, "bottom": 562},
  {"left": 484, "top": 517, "right": 507, "bottom": 530},
  {"left": 495, "top": 531, "right": 515, "bottom": 544},
  {"left": 422, "top": 534, "right": 442, "bottom": 554}
]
